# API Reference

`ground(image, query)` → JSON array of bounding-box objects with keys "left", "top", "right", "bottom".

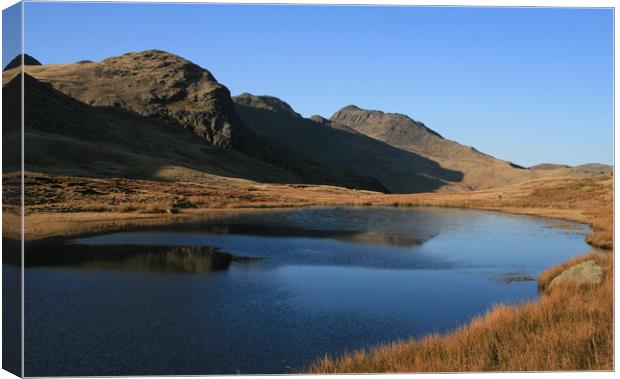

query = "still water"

[{"left": 23, "top": 207, "right": 590, "bottom": 375}]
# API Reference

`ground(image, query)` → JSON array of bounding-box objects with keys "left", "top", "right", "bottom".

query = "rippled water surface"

[{"left": 23, "top": 207, "right": 590, "bottom": 375}]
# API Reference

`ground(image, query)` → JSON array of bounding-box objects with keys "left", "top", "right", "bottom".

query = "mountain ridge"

[
  {"left": 3, "top": 50, "right": 608, "bottom": 194},
  {"left": 3, "top": 52, "right": 387, "bottom": 192},
  {"left": 233, "top": 93, "right": 463, "bottom": 193}
]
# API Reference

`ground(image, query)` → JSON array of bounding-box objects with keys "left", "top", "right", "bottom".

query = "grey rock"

[{"left": 550, "top": 260, "right": 603, "bottom": 288}]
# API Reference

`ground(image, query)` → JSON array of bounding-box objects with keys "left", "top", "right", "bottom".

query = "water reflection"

[
  {"left": 23, "top": 208, "right": 592, "bottom": 376},
  {"left": 24, "top": 242, "right": 255, "bottom": 273},
  {"left": 140, "top": 223, "right": 426, "bottom": 247},
  {"left": 138, "top": 207, "right": 446, "bottom": 247}
]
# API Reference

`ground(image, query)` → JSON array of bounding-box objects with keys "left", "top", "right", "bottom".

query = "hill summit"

[{"left": 21, "top": 50, "right": 250, "bottom": 149}]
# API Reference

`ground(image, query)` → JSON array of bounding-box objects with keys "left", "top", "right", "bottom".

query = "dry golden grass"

[
  {"left": 538, "top": 252, "right": 608, "bottom": 293},
  {"left": 308, "top": 253, "right": 613, "bottom": 372},
  {"left": 3, "top": 173, "right": 613, "bottom": 246}
]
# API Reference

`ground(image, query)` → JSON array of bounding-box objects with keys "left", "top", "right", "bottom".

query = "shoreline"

[
  {"left": 0, "top": 202, "right": 597, "bottom": 241},
  {"left": 4, "top": 173, "right": 613, "bottom": 372},
  {"left": 4, "top": 172, "right": 611, "bottom": 246},
  {"left": 6, "top": 196, "right": 608, "bottom": 249}
]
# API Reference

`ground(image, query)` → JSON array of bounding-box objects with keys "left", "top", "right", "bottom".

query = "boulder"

[{"left": 550, "top": 260, "right": 603, "bottom": 288}]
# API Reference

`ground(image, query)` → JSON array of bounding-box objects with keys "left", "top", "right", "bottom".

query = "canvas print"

[{"left": 1, "top": 1, "right": 614, "bottom": 376}]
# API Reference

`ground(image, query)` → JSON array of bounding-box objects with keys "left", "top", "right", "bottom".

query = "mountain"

[
  {"left": 3, "top": 53, "right": 42, "bottom": 71},
  {"left": 4, "top": 50, "right": 385, "bottom": 191},
  {"left": 233, "top": 93, "right": 463, "bottom": 193},
  {"left": 2, "top": 72, "right": 308, "bottom": 185},
  {"left": 15, "top": 50, "right": 250, "bottom": 149},
  {"left": 329, "top": 105, "right": 560, "bottom": 190},
  {"left": 3, "top": 49, "right": 606, "bottom": 195}
]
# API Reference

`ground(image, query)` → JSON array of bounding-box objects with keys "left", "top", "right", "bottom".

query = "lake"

[{"left": 22, "top": 207, "right": 590, "bottom": 375}]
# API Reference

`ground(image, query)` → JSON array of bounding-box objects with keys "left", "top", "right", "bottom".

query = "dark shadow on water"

[
  {"left": 22, "top": 240, "right": 256, "bottom": 273},
  {"left": 2, "top": 238, "right": 22, "bottom": 376}
]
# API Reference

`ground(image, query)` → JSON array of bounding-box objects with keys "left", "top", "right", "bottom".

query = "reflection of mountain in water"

[
  {"left": 146, "top": 223, "right": 430, "bottom": 248},
  {"left": 24, "top": 242, "right": 255, "bottom": 273},
  {"left": 339, "top": 230, "right": 424, "bottom": 247}
]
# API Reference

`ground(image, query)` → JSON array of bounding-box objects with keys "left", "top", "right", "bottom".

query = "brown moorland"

[{"left": 4, "top": 173, "right": 611, "bottom": 248}]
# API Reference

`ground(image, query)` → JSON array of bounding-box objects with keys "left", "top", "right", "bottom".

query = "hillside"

[
  {"left": 233, "top": 93, "right": 462, "bottom": 193},
  {"left": 330, "top": 106, "right": 579, "bottom": 190},
  {"left": 3, "top": 72, "right": 306, "bottom": 186},
  {"left": 2, "top": 52, "right": 384, "bottom": 191},
  {"left": 2, "top": 50, "right": 608, "bottom": 194}
]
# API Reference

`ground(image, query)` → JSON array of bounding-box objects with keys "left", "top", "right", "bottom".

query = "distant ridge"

[
  {"left": 530, "top": 163, "right": 572, "bottom": 170},
  {"left": 531, "top": 163, "right": 612, "bottom": 175}
]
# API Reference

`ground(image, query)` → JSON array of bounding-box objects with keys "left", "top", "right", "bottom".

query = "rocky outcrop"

[
  {"left": 28, "top": 50, "right": 250, "bottom": 149},
  {"left": 330, "top": 105, "right": 491, "bottom": 161}
]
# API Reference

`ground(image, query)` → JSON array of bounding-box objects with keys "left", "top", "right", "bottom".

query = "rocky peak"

[
  {"left": 98, "top": 50, "right": 216, "bottom": 83},
  {"left": 332, "top": 105, "right": 442, "bottom": 136},
  {"left": 27, "top": 50, "right": 250, "bottom": 149},
  {"left": 233, "top": 93, "right": 301, "bottom": 118},
  {"left": 330, "top": 105, "right": 443, "bottom": 143}
]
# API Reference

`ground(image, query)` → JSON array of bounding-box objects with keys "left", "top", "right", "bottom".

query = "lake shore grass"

[
  {"left": 3, "top": 172, "right": 612, "bottom": 246},
  {"left": 306, "top": 177, "right": 613, "bottom": 372},
  {"left": 3, "top": 172, "right": 613, "bottom": 371},
  {"left": 308, "top": 251, "right": 612, "bottom": 372}
]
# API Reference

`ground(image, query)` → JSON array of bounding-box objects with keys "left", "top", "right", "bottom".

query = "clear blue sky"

[{"left": 19, "top": 3, "right": 614, "bottom": 167}]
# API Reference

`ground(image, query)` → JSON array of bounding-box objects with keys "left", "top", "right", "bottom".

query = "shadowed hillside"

[
  {"left": 2, "top": 72, "right": 303, "bottom": 184},
  {"left": 3, "top": 52, "right": 385, "bottom": 191},
  {"left": 234, "top": 93, "right": 463, "bottom": 193},
  {"left": 330, "top": 105, "right": 583, "bottom": 190}
]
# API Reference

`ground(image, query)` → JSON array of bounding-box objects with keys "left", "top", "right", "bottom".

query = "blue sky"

[{"left": 17, "top": 3, "right": 614, "bottom": 167}]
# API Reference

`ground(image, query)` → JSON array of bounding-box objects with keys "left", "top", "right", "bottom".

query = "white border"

[{"left": 0, "top": 1, "right": 616, "bottom": 379}]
